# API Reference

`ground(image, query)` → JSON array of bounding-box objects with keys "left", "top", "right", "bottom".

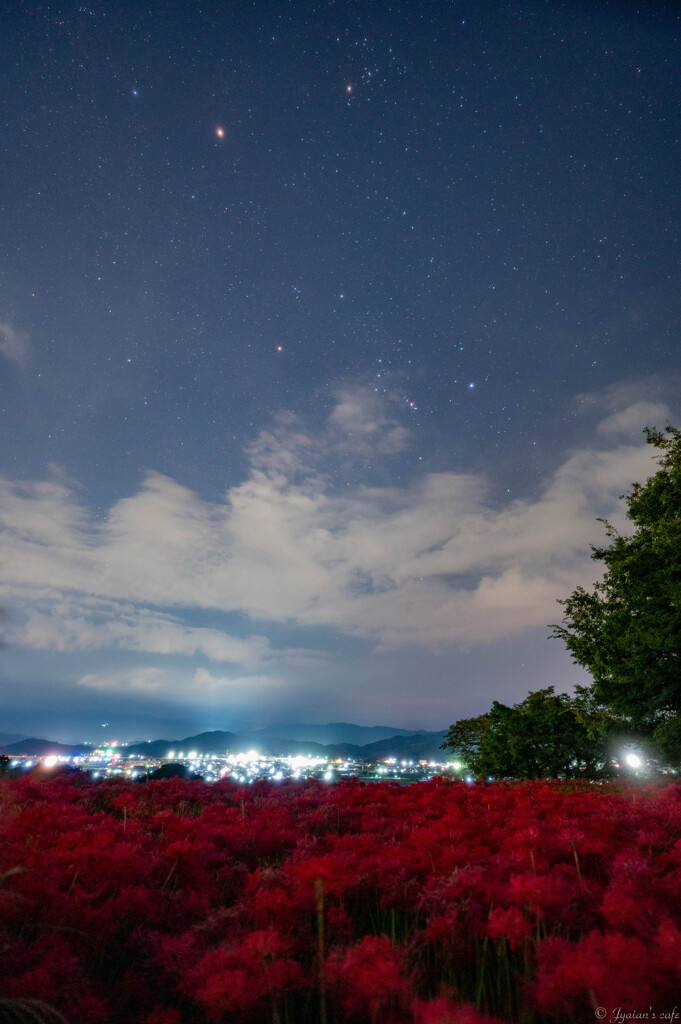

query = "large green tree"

[
  {"left": 551, "top": 425, "right": 681, "bottom": 758},
  {"left": 441, "top": 686, "right": 620, "bottom": 779}
]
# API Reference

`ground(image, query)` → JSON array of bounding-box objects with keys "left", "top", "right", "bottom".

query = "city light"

[{"left": 3, "top": 748, "right": 469, "bottom": 785}]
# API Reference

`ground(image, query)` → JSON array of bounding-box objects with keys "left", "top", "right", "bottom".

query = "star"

[{"left": 215, "top": 127, "right": 225, "bottom": 139}]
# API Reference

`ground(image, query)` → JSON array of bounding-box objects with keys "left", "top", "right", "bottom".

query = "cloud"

[
  {"left": 597, "top": 401, "right": 670, "bottom": 438},
  {"left": 0, "top": 385, "right": 668, "bottom": 658},
  {"left": 576, "top": 378, "right": 673, "bottom": 437},
  {"left": 1, "top": 590, "right": 273, "bottom": 666},
  {"left": 77, "top": 665, "right": 277, "bottom": 703},
  {"left": 0, "top": 321, "right": 31, "bottom": 367},
  {"left": 328, "top": 387, "right": 411, "bottom": 455},
  {"left": 246, "top": 386, "right": 410, "bottom": 479},
  {"left": 79, "top": 667, "right": 168, "bottom": 694}
]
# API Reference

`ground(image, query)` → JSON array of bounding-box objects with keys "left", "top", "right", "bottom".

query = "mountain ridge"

[{"left": 0, "top": 724, "right": 450, "bottom": 761}]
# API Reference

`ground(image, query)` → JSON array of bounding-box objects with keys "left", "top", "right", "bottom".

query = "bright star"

[{"left": 216, "top": 127, "right": 225, "bottom": 138}]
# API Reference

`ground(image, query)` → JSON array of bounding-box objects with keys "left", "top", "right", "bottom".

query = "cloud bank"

[{"left": 0, "top": 387, "right": 669, "bottom": 678}]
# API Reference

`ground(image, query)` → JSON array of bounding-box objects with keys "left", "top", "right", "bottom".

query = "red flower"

[
  {"left": 190, "top": 927, "right": 305, "bottom": 1019},
  {"left": 326, "top": 934, "right": 411, "bottom": 1022},
  {"left": 534, "top": 930, "right": 676, "bottom": 1012},
  {"left": 484, "top": 906, "right": 532, "bottom": 950},
  {"left": 411, "top": 997, "right": 501, "bottom": 1024}
]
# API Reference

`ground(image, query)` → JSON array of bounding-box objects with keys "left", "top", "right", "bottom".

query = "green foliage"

[
  {"left": 551, "top": 425, "right": 681, "bottom": 759},
  {"left": 441, "top": 686, "right": 621, "bottom": 779},
  {"left": 439, "top": 713, "right": 489, "bottom": 768}
]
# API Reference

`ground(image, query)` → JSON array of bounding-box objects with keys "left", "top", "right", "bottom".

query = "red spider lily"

[
  {"left": 534, "top": 929, "right": 678, "bottom": 1012},
  {"left": 656, "top": 917, "right": 681, "bottom": 977},
  {"left": 411, "top": 997, "right": 501, "bottom": 1024},
  {"left": 484, "top": 907, "right": 532, "bottom": 951},
  {"left": 326, "top": 934, "right": 412, "bottom": 1022},
  {"left": 293, "top": 853, "right": 351, "bottom": 896},
  {"left": 189, "top": 926, "right": 306, "bottom": 1020},
  {"left": 2, "top": 775, "right": 681, "bottom": 1023},
  {"left": 1, "top": 933, "right": 109, "bottom": 1023}
]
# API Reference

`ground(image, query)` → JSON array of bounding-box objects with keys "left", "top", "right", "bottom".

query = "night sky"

[{"left": 1, "top": 1, "right": 680, "bottom": 742}]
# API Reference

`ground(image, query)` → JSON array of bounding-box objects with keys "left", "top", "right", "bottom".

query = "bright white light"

[
  {"left": 188, "top": 751, "right": 197, "bottom": 759},
  {"left": 625, "top": 752, "right": 642, "bottom": 768},
  {"left": 44, "top": 756, "right": 57, "bottom": 767},
  {"left": 451, "top": 761, "right": 462, "bottom": 771}
]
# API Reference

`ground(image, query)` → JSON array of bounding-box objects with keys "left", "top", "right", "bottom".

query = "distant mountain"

[
  {"left": 0, "top": 737, "right": 90, "bottom": 756},
  {"left": 244, "top": 722, "right": 426, "bottom": 746},
  {"left": 355, "top": 731, "right": 449, "bottom": 760},
  {"left": 0, "top": 725, "right": 450, "bottom": 763},
  {"left": 127, "top": 727, "right": 449, "bottom": 761},
  {"left": 126, "top": 730, "right": 240, "bottom": 758},
  {"left": 126, "top": 731, "right": 345, "bottom": 759}
]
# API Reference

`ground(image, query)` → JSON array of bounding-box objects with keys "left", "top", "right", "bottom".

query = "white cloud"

[
  {"left": 0, "top": 386, "right": 667, "bottom": 657},
  {"left": 79, "top": 667, "right": 168, "bottom": 694},
  {"left": 0, "top": 321, "right": 31, "bottom": 367},
  {"left": 577, "top": 378, "right": 672, "bottom": 436},
  {"left": 597, "top": 401, "right": 670, "bottom": 439},
  {"left": 328, "top": 387, "right": 411, "bottom": 454},
  {"left": 77, "top": 665, "right": 278, "bottom": 702},
  {"left": 0, "top": 589, "right": 288, "bottom": 667},
  {"left": 190, "top": 667, "right": 281, "bottom": 698}
]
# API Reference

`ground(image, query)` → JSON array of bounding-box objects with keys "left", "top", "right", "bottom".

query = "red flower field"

[{"left": 1, "top": 774, "right": 680, "bottom": 1023}]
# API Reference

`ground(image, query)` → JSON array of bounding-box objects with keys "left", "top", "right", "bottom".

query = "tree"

[
  {"left": 439, "top": 713, "right": 489, "bottom": 769},
  {"left": 441, "top": 686, "right": 619, "bottom": 779},
  {"left": 551, "top": 425, "right": 681, "bottom": 759}
]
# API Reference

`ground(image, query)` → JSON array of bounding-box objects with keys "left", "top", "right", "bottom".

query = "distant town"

[
  {"left": 0, "top": 723, "right": 464, "bottom": 784},
  {"left": 1, "top": 745, "right": 463, "bottom": 785}
]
